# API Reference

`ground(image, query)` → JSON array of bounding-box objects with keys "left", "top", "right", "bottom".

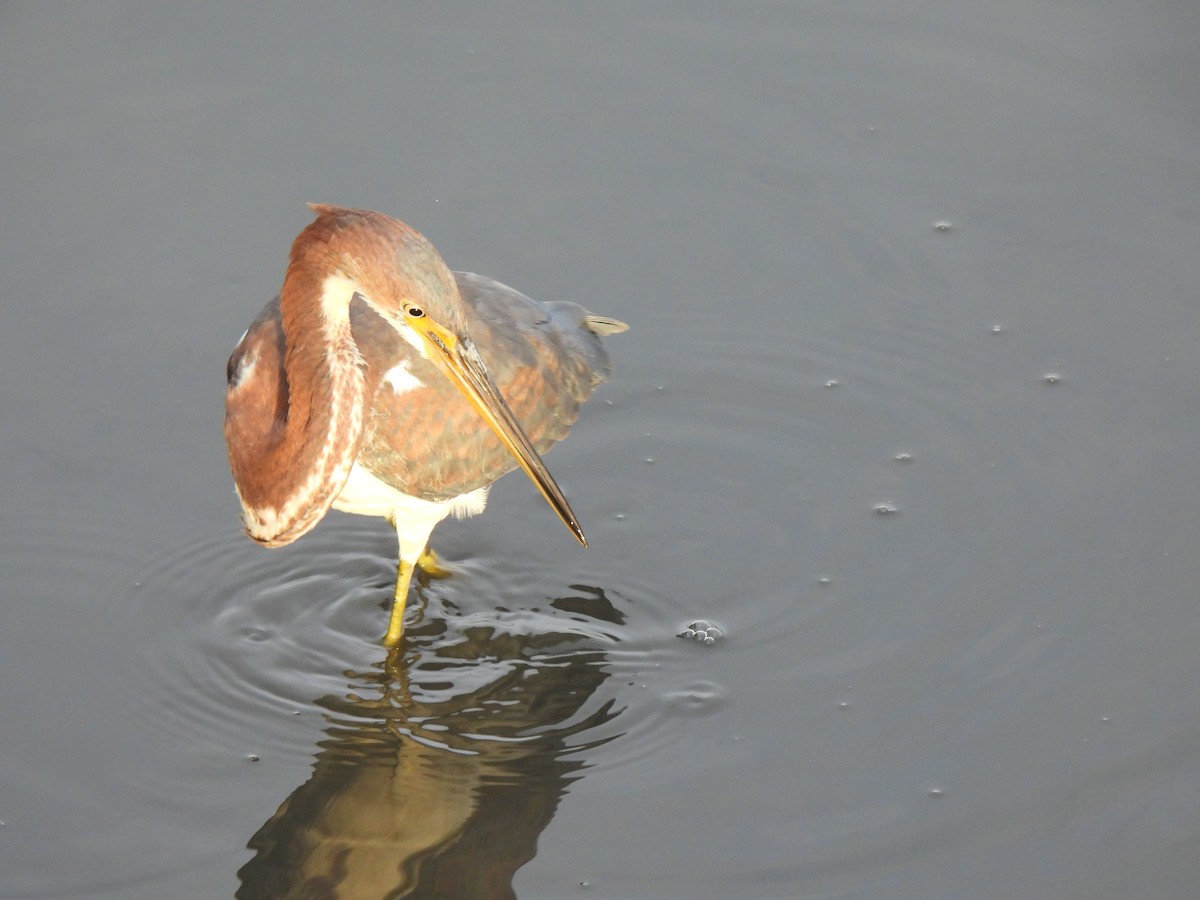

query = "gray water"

[{"left": 3, "top": 3, "right": 1200, "bottom": 898}]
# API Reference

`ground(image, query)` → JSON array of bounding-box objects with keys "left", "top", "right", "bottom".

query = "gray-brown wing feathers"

[
  {"left": 351, "top": 271, "right": 626, "bottom": 501},
  {"left": 453, "top": 271, "right": 626, "bottom": 390}
]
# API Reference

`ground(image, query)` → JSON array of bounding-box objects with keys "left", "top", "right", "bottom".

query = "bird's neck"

[{"left": 232, "top": 269, "right": 368, "bottom": 546}]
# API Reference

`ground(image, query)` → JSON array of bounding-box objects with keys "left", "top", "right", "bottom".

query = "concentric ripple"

[
  {"left": 112, "top": 524, "right": 617, "bottom": 765},
  {"left": 92, "top": 500, "right": 741, "bottom": 811}
]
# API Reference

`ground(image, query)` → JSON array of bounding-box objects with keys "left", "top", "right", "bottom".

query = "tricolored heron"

[{"left": 224, "top": 205, "right": 627, "bottom": 645}]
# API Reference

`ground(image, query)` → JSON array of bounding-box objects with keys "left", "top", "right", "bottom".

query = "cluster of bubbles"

[{"left": 678, "top": 619, "right": 724, "bottom": 645}]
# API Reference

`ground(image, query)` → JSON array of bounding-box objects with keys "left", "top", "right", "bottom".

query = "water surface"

[{"left": 2, "top": 2, "right": 1199, "bottom": 898}]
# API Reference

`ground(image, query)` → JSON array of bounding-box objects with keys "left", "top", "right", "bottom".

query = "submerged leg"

[
  {"left": 382, "top": 509, "right": 446, "bottom": 647},
  {"left": 384, "top": 557, "right": 417, "bottom": 647}
]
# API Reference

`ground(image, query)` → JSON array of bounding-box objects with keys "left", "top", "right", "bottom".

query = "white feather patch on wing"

[{"left": 381, "top": 360, "right": 424, "bottom": 394}]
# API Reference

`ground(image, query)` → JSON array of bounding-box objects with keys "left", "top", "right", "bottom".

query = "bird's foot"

[{"left": 416, "top": 547, "right": 452, "bottom": 579}]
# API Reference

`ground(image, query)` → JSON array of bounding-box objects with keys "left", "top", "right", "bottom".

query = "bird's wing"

[{"left": 453, "top": 271, "right": 624, "bottom": 393}]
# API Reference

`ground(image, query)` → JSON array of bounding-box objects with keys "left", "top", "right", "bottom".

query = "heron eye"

[{"left": 404, "top": 304, "right": 425, "bottom": 319}]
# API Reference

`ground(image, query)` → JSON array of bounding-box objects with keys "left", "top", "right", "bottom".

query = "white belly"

[
  {"left": 332, "top": 463, "right": 490, "bottom": 522},
  {"left": 333, "top": 463, "right": 492, "bottom": 562}
]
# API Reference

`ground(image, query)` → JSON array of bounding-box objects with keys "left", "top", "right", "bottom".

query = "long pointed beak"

[{"left": 412, "top": 314, "right": 588, "bottom": 548}]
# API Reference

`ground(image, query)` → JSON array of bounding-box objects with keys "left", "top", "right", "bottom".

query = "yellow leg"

[
  {"left": 416, "top": 547, "right": 451, "bottom": 579},
  {"left": 384, "top": 558, "right": 417, "bottom": 647},
  {"left": 383, "top": 545, "right": 453, "bottom": 646}
]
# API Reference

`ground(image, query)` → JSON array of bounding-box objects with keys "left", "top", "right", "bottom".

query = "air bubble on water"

[
  {"left": 824, "top": 379, "right": 840, "bottom": 388},
  {"left": 874, "top": 502, "right": 898, "bottom": 515},
  {"left": 679, "top": 620, "right": 724, "bottom": 645},
  {"left": 933, "top": 220, "right": 953, "bottom": 232},
  {"left": 894, "top": 452, "right": 913, "bottom": 463},
  {"left": 1043, "top": 373, "right": 1061, "bottom": 384},
  {"left": 928, "top": 787, "right": 944, "bottom": 797},
  {"left": 818, "top": 576, "right": 832, "bottom": 586}
]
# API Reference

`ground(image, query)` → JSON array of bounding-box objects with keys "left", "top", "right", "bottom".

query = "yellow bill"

[{"left": 404, "top": 304, "right": 588, "bottom": 548}]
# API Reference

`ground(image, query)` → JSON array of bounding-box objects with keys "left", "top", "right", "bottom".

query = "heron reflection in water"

[
  {"left": 224, "top": 206, "right": 627, "bottom": 644},
  {"left": 236, "top": 585, "right": 624, "bottom": 899}
]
